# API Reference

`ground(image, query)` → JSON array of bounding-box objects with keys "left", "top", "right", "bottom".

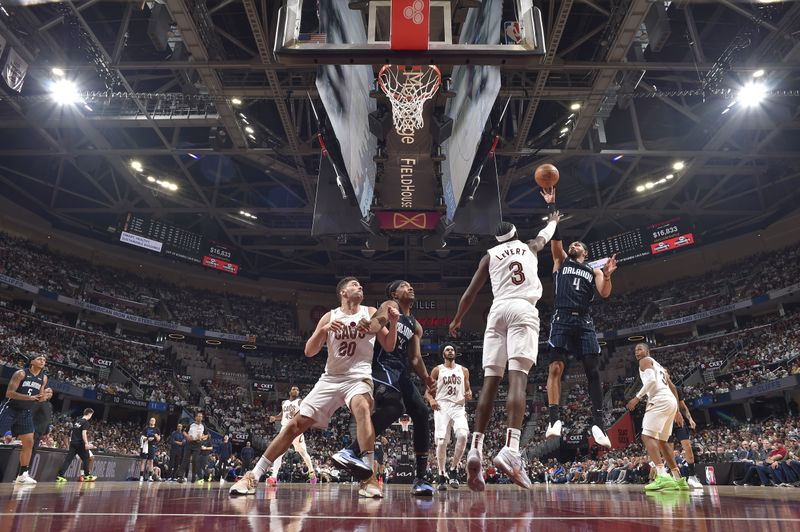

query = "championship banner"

[
  {"left": 375, "top": 211, "right": 442, "bottom": 230},
  {"left": 2, "top": 47, "right": 27, "bottom": 92}
]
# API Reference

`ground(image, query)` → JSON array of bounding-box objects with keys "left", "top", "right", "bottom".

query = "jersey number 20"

[
  {"left": 509, "top": 261, "right": 526, "bottom": 285},
  {"left": 337, "top": 342, "right": 356, "bottom": 357}
]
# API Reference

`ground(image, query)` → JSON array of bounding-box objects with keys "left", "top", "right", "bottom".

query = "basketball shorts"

[
  {"left": 483, "top": 299, "right": 540, "bottom": 378},
  {"left": 375, "top": 448, "right": 384, "bottom": 465},
  {"left": 434, "top": 402, "right": 469, "bottom": 442},
  {"left": 547, "top": 311, "right": 601, "bottom": 359},
  {"left": 642, "top": 394, "right": 678, "bottom": 442},
  {"left": 299, "top": 373, "right": 373, "bottom": 429},
  {"left": 0, "top": 402, "right": 34, "bottom": 436},
  {"left": 140, "top": 446, "right": 156, "bottom": 460},
  {"left": 671, "top": 424, "right": 691, "bottom": 443}
]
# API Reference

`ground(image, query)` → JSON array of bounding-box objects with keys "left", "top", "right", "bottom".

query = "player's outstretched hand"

[
  {"left": 603, "top": 253, "right": 618, "bottom": 277},
  {"left": 448, "top": 319, "right": 461, "bottom": 337},
  {"left": 540, "top": 187, "right": 556, "bottom": 204},
  {"left": 547, "top": 210, "right": 563, "bottom": 224}
]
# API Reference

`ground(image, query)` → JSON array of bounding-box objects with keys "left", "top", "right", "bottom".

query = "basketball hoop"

[
  {"left": 378, "top": 64, "right": 441, "bottom": 135},
  {"left": 399, "top": 414, "right": 412, "bottom": 433}
]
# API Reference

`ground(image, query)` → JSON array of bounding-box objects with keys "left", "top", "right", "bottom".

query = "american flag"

[{"left": 298, "top": 33, "right": 327, "bottom": 44}]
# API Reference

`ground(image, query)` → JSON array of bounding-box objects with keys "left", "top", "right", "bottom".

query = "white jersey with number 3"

[
  {"left": 280, "top": 398, "right": 301, "bottom": 427},
  {"left": 640, "top": 357, "right": 673, "bottom": 401},
  {"left": 487, "top": 240, "right": 542, "bottom": 305},
  {"left": 325, "top": 305, "right": 375, "bottom": 378},
  {"left": 435, "top": 364, "right": 466, "bottom": 406}
]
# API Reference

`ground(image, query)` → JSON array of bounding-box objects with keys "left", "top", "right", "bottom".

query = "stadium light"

[
  {"left": 570, "top": 103, "right": 581, "bottom": 111},
  {"left": 50, "top": 79, "right": 81, "bottom": 105},
  {"left": 146, "top": 176, "right": 156, "bottom": 183},
  {"left": 672, "top": 161, "right": 685, "bottom": 171},
  {"left": 645, "top": 182, "right": 655, "bottom": 189},
  {"left": 665, "top": 174, "right": 674, "bottom": 180},
  {"left": 737, "top": 82, "right": 767, "bottom": 107},
  {"left": 130, "top": 160, "right": 143, "bottom": 172},
  {"left": 51, "top": 67, "right": 65, "bottom": 77},
  {"left": 752, "top": 69, "right": 765, "bottom": 78},
  {"left": 560, "top": 127, "right": 569, "bottom": 134},
  {"left": 636, "top": 185, "right": 645, "bottom": 193},
  {"left": 231, "top": 98, "right": 242, "bottom": 105},
  {"left": 244, "top": 126, "right": 255, "bottom": 134},
  {"left": 612, "top": 155, "right": 623, "bottom": 162}
]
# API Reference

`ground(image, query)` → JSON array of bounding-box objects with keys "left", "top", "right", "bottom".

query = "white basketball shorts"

[
  {"left": 298, "top": 373, "right": 373, "bottom": 429},
  {"left": 434, "top": 402, "right": 469, "bottom": 441},
  {"left": 642, "top": 394, "right": 678, "bottom": 442},
  {"left": 483, "top": 299, "right": 540, "bottom": 377}
]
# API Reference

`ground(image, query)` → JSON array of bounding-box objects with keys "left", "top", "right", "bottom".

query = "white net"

[{"left": 378, "top": 65, "right": 441, "bottom": 135}]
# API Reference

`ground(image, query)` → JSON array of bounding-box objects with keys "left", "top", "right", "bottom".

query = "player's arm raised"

[
  {"left": 463, "top": 366, "right": 473, "bottom": 401},
  {"left": 449, "top": 255, "right": 490, "bottom": 337},
  {"left": 594, "top": 254, "right": 618, "bottom": 299},
  {"left": 425, "top": 366, "right": 440, "bottom": 410},
  {"left": 541, "top": 187, "right": 567, "bottom": 270},
  {"left": 304, "top": 311, "right": 341, "bottom": 357},
  {"left": 526, "top": 210, "right": 562, "bottom": 253},
  {"left": 376, "top": 305, "right": 401, "bottom": 353},
  {"left": 408, "top": 321, "right": 436, "bottom": 395}
]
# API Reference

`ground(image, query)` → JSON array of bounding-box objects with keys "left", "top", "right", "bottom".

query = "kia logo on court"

[{"left": 403, "top": 0, "right": 425, "bottom": 25}]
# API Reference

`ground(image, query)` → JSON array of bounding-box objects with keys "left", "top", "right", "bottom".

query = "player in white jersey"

[
  {"left": 266, "top": 386, "right": 315, "bottom": 484},
  {"left": 627, "top": 343, "right": 689, "bottom": 492},
  {"left": 230, "top": 277, "right": 399, "bottom": 498},
  {"left": 425, "top": 344, "right": 472, "bottom": 490},
  {"left": 450, "top": 212, "right": 561, "bottom": 491}
]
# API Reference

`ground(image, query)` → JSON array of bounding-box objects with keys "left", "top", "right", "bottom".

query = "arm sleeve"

[
  {"left": 637, "top": 368, "right": 658, "bottom": 399},
  {"left": 537, "top": 220, "right": 557, "bottom": 243}
]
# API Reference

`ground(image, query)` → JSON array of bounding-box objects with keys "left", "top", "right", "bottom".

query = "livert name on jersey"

[
  {"left": 560, "top": 265, "right": 594, "bottom": 282},
  {"left": 493, "top": 247, "right": 528, "bottom": 261}
]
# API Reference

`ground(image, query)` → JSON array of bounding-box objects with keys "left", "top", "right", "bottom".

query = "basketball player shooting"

[
  {"left": 425, "top": 344, "right": 472, "bottom": 490},
  {"left": 450, "top": 212, "right": 562, "bottom": 491},
  {"left": 541, "top": 187, "right": 617, "bottom": 448},
  {"left": 266, "top": 386, "right": 316, "bottom": 484},
  {"left": 230, "top": 277, "right": 398, "bottom": 498}
]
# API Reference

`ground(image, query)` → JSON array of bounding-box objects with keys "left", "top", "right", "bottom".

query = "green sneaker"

[
  {"left": 196, "top": 479, "right": 205, "bottom": 485},
  {"left": 674, "top": 477, "right": 690, "bottom": 491},
  {"left": 645, "top": 475, "right": 678, "bottom": 492},
  {"left": 55, "top": 476, "right": 67, "bottom": 483}
]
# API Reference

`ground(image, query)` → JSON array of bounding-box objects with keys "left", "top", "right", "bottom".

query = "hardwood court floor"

[{"left": 1, "top": 481, "right": 799, "bottom": 531}]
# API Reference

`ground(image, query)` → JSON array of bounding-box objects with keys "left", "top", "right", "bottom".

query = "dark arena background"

[{"left": 0, "top": 0, "right": 799, "bottom": 530}]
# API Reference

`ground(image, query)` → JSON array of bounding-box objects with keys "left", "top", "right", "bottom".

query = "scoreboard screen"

[
  {"left": 119, "top": 214, "right": 240, "bottom": 275},
  {"left": 587, "top": 218, "right": 695, "bottom": 266}
]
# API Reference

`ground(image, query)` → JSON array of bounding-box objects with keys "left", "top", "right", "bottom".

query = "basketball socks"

[
  {"left": 19, "top": 465, "right": 28, "bottom": 475},
  {"left": 687, "top": 462, "right": 696, "bottom": 476},
  {"left": 592, "top": 409, "right": 605, "bottom": 431},
  {"left": 506, "top": 428, "right": 521, "bottom": 452},
  {"left": 471, "top": 432, "right": 484, "bottom": 453},
  {"left": 361, "top": 451, "right": 375, "bottom": 471},
  {"left": 436, "top": 442, "right": 447, "bottom": 475},
  {"left": 252, "top": 456, "right": 273, "bottom": 481},
  {"left": 670, "top": 468, "right": 682, "bottom": 481},
  {"left": 415, "top": 454, "right": 427, "bottom": 479},
  {"left": 548, "top": 405, "right": 560, "bottom": 424}
]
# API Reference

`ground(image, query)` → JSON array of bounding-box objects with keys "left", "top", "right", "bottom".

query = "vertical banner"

[
  {"left": 391, "top": 0, "right": 430, "bottom": 50},
  {"left": 3, "top": 48, "right": 28, "bottom": 92}
]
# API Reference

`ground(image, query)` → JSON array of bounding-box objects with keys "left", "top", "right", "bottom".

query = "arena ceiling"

[{"left": 0, "top": 0, "right": 798, "bottom": 284}]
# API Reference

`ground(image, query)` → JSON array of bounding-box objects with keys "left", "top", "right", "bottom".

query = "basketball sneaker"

[
  {"left": 591, "top": 425, "right": 612, "bottom": 448},
  {"left": 80, "top": 475, "right": 97, "bottom": 482},
  {"left": 229, "top": 472, "right": 257, "bottom": 496},
  {"left": 411, "top": 477, "right": 434, "bottom": 496},
  {"left": 674, "top": 477, "right": 690, "bottom": 491},
  {"left": 687, "top": 476, "right": 703, "bottom": 489},
  {"left": 466, "top": 448, "right": 485, "bottom": 492},
  {"left": 448, "top": 470, "right": 460, "bottom": 489},
  {"left": 493, "top": 447, "right": 532, "bottom": 490},
  {"left": 331, "top": 448, "right": 374, "bottom": 481},
  {"left": 437, "top": 475, "right": 448, "bottom": 491},
  {"left": 545, "top": 420, "right": 562, "bottom": 439},
  {"left": 358, "top": 477, "right": 383, "bottom": 498},
  {"left": 645, "top": 475, "right": 679, "bottom": 492},
  {"left": 55, "top": 476, "right": 67, "bottom": 483},
  {"left": 14, "top": 472, "right": 36, "bottom": 485}
]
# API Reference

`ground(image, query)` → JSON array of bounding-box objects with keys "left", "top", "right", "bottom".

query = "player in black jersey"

[
  {"left": 333, "top": 280, "right": 437, "bottom": 496},
  {"left": 542, "top": 188, "right": 618, "bottom": 448},
  {"left": 0, "top": 354, "right": 48, "bottom": 485},
  {"left": 139, "top": 417, "right": 162, "bottom": 481},
  {"left": 56, "top": 408, "right": 95, "bottom": 482}
]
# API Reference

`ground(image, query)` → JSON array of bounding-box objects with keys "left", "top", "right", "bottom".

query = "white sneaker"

[
  {"left": 492, "top": 447, "right": 531, "bottom": 490},
  {"left": 229, "top": 472, "right": 257, "bottom": 496},
  {"left": 687, "top": 476, "right": 703, "bottom": 489},
  {"left": 14, "top": 472, "right": 37, "bottom": 485},
  {"left": 591, "top": 425, "right": 612, "bottom": 448},
  {"left": 358, "top": 477, "right": 383, "bottom": 498},
  {"left": 545, "top": 420, "right": 562, "bottom": 439},
  {"left": 466, "top": 448, "right": 485, "bottom": 492}
]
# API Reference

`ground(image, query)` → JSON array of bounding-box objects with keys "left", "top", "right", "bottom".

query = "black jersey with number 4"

[{"left": 553, "top": 258, "right": 596, "bottom": 312}]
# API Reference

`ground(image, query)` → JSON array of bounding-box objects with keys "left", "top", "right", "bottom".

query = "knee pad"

[
  {"left": 484, "top": 364, "right": 505, "bottom": 378},
  {"left": 509, "top": 357, "right": 533, "bottom": 375}
]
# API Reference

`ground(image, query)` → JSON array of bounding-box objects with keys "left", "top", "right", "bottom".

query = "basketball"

[{"left": 535, "top": 164, "right": 560, "bottom": 189}]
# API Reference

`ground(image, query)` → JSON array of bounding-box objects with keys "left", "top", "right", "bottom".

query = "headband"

[{"left": 496, "top": 225, "right": 517, "bottom": 243}]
